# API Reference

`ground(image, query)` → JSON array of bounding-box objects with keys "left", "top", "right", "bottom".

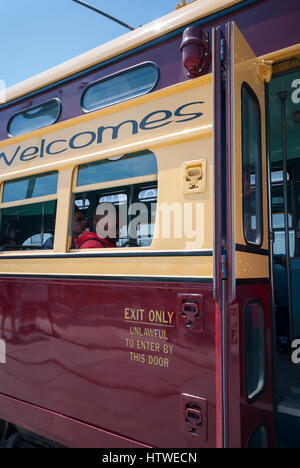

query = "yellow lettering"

[
  {"left": 125, "top": 308, "right": 145, "bottom": 321},
  {"left": 147, "top": 309, "right": 174, "bottom": 325},
  {"left": 148, "top": 355, "right": 169, "bottom": 367},
  {"left": 167, "top": 311, "right": 174, "bottom": 324},
  {"left": 139, "top": 309, "right": 145, "bottom": 321},
  {"left": 125, "top": 338, "right": 134, "bottom": 348},
  {"left": 136, "top": 340, "right": 160, "bottom": 352},
  {"left": 130, "top": 352, "right": 145, "bottom": 363},
  {"left": 163, "top": 343, "right": 174, "bottom": 354},
  {"left": 148, "top": 309, "right": 155, "bottom": 322},
  {"left": 125, "top": 308, "right": 130, "bottom": 320}
]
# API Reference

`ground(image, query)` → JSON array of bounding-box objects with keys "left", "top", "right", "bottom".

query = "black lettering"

[
  {"left": 140, "top": 110, "right": 172, "bottom": 130},
  {"left": 20, "top": 146, "right": 39, "bottom": 161},
  {"left": 174, "top": 101, "right": 204, "bottom": 122},
  {"left": 46, "top": 139, "right": 68, "bottom": 155},
  {"left": 0, "top": 146, "right": 21, "bottom": 166},
  {"left": 97, "top": 120, "right": 138, "bottom": 144},
  {"left": 69, "top": 131, "right": 96, "bottom": 149}
]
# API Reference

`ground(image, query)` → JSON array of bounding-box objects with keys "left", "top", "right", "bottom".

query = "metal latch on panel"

[
  {"left": 181, "top": 393, "right": 208, "bottom": 442},
  {"left": 183, "top": 160, "right": 207, "bottom": 194},
  {"left": 178, "top": 293, "right": 204, "bottom": 332}
]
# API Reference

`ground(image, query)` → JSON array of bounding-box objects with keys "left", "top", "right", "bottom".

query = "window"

[
  {"left": 247, "top": 425, "right": 268, "bottom": 448},
  {"left": 23, "top": 232, "right": 53, "bottom": 248},
  {"left": 81, "top": 63, "right": 159, "bottom": 113},
  {"left": 0, "top": 172, "right": 58, "bottom": 251},
  {"left": 77, "top": 151, "right": 157, "bottom": 187},
  {"left": 2, "top": 172, "right": 58, "bottom": 203},
  {"left": 271, "top": 169, "right": 295, "bottom": 256},
  {"left": 273, "top": 230, "right": 295, "bottom": 256},
  {"left": 244, "top": 300, "right": 266, "bottom": 402},
  {"left": 241, "top": 83, "right": 263, "bottom": 246},
  {"left": 72, "top": 150, "right": 158, "bottom": 249},
  {"left": 271, "top": 170, "right": 290, "bottom": 185},
  {"left": 8, "top": 99, "right": 61, "bottom": 137}
]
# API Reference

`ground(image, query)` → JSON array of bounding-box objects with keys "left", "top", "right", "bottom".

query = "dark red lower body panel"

[
  {"left": 0, "top": 277, "right": 275, "bottom": 447},
  {"left": 0, "top": 393, "right": 150, "bottom": 448},
  {"left": 0, "top": 277, "right": 217, "bottom": 448}
]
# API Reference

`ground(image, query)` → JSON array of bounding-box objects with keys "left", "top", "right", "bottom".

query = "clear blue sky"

[{"left": 0, "top": 0, "right": 179, "bottom": 87}]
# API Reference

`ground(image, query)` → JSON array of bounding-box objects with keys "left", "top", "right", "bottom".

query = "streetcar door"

[{"left": 214, "top": 22, "right": 274, "bottom": 447}]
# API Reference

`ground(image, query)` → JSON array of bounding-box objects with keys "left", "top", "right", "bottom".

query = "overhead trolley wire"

[{"left": 71, "top": 0, "right": 136, "bottom": 31}]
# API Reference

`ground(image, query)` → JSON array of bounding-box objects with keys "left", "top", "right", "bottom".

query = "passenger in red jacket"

[
  {"left": 75, "top": 231, "right": 115, "bottom": 249},
  {"left": 75, "top": 204, "right": 119, "bottom": 249}
]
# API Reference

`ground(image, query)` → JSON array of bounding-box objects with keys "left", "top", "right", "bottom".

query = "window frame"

[
  {"left": 241, "top": 82, "right": 264, "bottom": 248},
  {"left": 7, "top": 98, "right": 62, "bottom": 138},
  {"left": 80, "top": 61, "right": 160, "bottom": 114}
]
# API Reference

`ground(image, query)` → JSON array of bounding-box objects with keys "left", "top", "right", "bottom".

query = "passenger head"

[
  {"left": 0, "top": 220, "right": 18, "bottom": 246},
  {"left": 73, "top": 206, "right": 86, "bottom": 238},
  {"left": 93, "top": 203, "right": 119, "bottom": 245}
]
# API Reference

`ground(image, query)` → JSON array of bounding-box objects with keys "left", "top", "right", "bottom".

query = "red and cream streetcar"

[{"left": 0, "top": 0, "right": 299, "bottom": 448}]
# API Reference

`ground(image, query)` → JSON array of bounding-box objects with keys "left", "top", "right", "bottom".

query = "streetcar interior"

[{"left": 268, "top": 65, "right": 300, "bottom": 447}]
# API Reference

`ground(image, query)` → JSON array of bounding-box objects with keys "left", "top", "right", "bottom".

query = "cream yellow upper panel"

[{"left": 2, "top": 0, "right": 241, "bottom": 103}]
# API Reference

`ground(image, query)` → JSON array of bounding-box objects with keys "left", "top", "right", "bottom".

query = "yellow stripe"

[{"left": 0, "top": 255, "right": 214, "bottom": 279}]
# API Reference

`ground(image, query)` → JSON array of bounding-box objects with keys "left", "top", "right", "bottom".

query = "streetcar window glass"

[
  {"left": 139, "top": 188, "right": 158, "bottom": 202},
  {"left": 271, "top": 168, "right": 295, "bottom": 256},
  {"left": 273, "top": 230, "right": 295, "bottom": 257},
  {"left": 99, "top": 193, "right": 128, "bottom": 246},
  {"left": 271, "top": 170, "right": 290, "bottom": 184},
  {"left": 73, "top": 150, "right": 157, "bottom": 249},
  {"left": 0, "top": 172, "right": 58, "bottom": 251},
  {"left": 0, "top": 200, "right": 57, "bottom": 251},
  {"left": 8, "top": 99, "right": 61, "bottom": 137},
  {"left": 81, "top": 63, "right": 159, "bottom": 112},
  {"left": 244, "top": 300, "right": 266, "bottom": 402},
  {"left": 77, "top": 151, "right": 157, "bottom": 187},
  {"left": 241, "top": 83, "right": 263, "bottom": 246},
  {"left": 23, "top": 232, "right": 53, "bottom": 248},
  {"left": 137, "top": 187, "right": 157, "bottom": 246},
  {"left": 2, "top": 172, "right": 58, "bottom": 203},
  {"left": 99, "top": 193, "right": 127, "bottom": 204}
]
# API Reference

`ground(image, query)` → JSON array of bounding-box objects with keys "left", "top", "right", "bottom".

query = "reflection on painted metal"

[{"left": 0, "top": 339, "right": 6, "bottom": 364}]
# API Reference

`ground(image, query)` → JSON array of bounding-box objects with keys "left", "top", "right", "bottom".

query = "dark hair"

[{"left": 74, "top": 205, "right": 85, "bottom": 214}]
